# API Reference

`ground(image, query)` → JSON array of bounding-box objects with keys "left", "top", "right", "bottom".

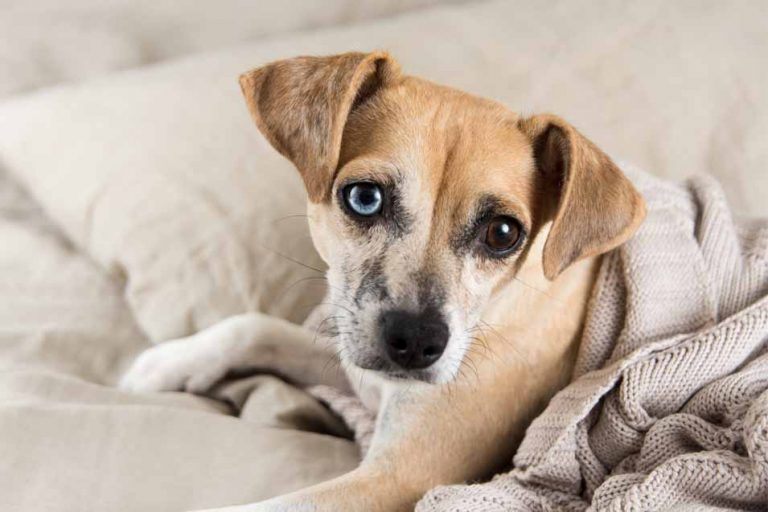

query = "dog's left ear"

[
  {"left": 519, "top": 114, "right": 646, "bottom": 280},
  {"left": 239, "top": 51, "right": 400, "bottom": 202}
]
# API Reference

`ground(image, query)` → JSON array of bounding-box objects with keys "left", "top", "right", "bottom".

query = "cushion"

[
  {"left": 0, "top": 0, "right": 464, "bottom": 96},
  {"left": 0, "top": 0, "right": 766, "bottom": 342}
]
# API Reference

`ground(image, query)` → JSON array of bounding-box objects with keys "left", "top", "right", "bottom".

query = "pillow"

[
  {"left": 0, "top": 0, "right": 765, "bottom": 341},
  {"left": 0, "top": 0, "right": 465, "bottom": 96},
  {"left": 0, "top": 50, "right": 328, "bottom": 342}
]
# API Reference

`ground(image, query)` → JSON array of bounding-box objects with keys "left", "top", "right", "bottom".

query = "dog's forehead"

[{"left": 342, "top": 77, "right": 537, "bottom": 216}]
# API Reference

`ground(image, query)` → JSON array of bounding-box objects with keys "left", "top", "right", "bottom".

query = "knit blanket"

[{"left": 317, "top": 170, "right": 768, "bottom": 510}]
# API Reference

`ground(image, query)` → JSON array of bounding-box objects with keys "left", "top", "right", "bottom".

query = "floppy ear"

[
  {"left": 519, "top": 114, "right": 646, "bottom": 280},
  {"left": 239, "top": 51, "right": 400, "bottom": 202}
]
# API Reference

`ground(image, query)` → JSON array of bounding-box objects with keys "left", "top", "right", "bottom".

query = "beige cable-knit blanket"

[{"left": 322, "top": 170, "right": 768, "bottom": 511}]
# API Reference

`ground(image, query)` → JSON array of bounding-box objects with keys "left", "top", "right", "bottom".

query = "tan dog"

[{"left": 120, "top": 51, "right": 645, "bottom": 511}]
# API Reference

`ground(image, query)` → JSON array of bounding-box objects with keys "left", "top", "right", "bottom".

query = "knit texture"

[{"left": 417, "top": 170, "right": 768, "bottom": 511}]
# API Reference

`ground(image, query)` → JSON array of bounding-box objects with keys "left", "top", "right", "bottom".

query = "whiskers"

[
  {"left": 270, "top": 213, "right": 313, "bottom": 225},
  {"left": 462, "top": 319, "right": 531, "bottom": 370},
  {"left": 511, "top": 276, "right": 563, "bottom": 304},
  {"left": 308, "top": 297, "right": 372, "bottom": 391},
  {"left": 314, "top": 315, "right": 358, "bottom": 386},
  {"left": 266, "top": 247, "right": 326, "bottom": 275}
]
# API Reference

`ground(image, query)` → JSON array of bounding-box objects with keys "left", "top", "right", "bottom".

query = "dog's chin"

[
  {"left": 348, "top": 354, "right": 451, "bottom": 384},
  {"left": 378, "top": 366, "right": 437, "bottom": 383}
]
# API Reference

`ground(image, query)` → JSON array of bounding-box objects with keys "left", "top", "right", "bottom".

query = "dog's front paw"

[{"left": 119, "top": 336, "right": 227, "bottom": 394}]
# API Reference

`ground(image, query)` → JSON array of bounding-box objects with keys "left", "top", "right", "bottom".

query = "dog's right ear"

[
  {"left": 519, "top": 114, "right": 646, "bottom": 280},
  {"left": 239, "top": 52, "right": 400, "bottom": 202}
]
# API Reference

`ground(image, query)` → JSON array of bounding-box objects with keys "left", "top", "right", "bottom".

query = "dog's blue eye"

[{"left": 343, "top": 182, "right": 383, "bottom": 217}]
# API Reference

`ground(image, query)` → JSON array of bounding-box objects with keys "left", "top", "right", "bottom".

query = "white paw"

[{"left": 119, "top": 336, "right": 228, "bottom": 394}]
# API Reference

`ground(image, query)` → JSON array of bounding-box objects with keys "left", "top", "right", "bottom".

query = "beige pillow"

[
  {"left": 1, "top": 0, "right": 765, "bottom": 341},
  {"left": 0, "top": 51, "right": 330, "bottom": 341},
  {"left": 0, "top": 0, "right": 465, "bottom": 96}
]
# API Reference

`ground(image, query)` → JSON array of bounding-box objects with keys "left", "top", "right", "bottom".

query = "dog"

[{"left": 120, "top": 51, "right": 646, "bottom": 511}]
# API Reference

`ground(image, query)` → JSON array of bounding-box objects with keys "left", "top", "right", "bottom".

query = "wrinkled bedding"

[
  {"left": 1, "top": 1, "right": 767, "bottom": 511},
  {"left": 0, "top": 168, "right": 360, "bottom": 511}
]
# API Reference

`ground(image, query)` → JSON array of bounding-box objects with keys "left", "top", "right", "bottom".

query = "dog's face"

[{"left": 241, "top": 52, "right": 645, "bottom": 383}]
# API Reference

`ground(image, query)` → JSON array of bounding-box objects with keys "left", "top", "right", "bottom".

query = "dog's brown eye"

[{"left": 484, "top": 216, "right": 522, "bottom": 254}]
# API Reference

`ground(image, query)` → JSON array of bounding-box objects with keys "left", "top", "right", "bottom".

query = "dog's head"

[{"left": 240, "top": 52, "right": 645, "bottom": 383}]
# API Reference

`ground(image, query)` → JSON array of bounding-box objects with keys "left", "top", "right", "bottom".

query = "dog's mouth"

[{"left": 352, "top": 354, "right": 438, "bottom": 383}]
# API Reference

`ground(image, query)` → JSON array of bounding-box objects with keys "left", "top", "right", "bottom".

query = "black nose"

[{"left": 379, "top": 309, "right": 449, "bottom": 370}]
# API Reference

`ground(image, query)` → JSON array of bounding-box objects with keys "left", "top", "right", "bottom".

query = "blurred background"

[{"left": 0, "top": 2, "right": 766, "bottom": 511}]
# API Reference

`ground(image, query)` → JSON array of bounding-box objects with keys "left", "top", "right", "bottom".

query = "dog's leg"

[{"left": 119, "top": 312, "right": 348, "bottom": 393}]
